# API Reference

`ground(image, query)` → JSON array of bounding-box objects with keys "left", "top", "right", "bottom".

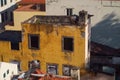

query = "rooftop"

[
  {"left": 23, "top": 15, "right": 74, "bottom": 25},
  {"left": 23, "top": 13, "right": 92, "bottom": 25},
  {"left": 19, "top": 0, "right": 45, "bottom": 4},
  {"left": 0, "top": 31, "right": 22, "bottom": 43}
]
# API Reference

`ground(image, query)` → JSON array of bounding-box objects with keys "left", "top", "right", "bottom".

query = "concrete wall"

[{"left": 0, "top": 62, "right": 18, "bottom": 80}]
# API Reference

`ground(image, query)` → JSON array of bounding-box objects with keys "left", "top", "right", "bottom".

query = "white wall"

[{"left": 0, "top": 62, "right": 18, "bottom": 80}]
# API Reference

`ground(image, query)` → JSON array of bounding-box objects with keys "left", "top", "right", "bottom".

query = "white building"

[
  {"left": 0, "top": 0, "right": 21, "bottom": 29},
  {"left": 0, "top": 62, "right": 18, "bottom": 80}
]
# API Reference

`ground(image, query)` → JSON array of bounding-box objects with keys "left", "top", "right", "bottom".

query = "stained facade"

[{"left": 0, "top": 11, "right": 92, "bottom": 76}]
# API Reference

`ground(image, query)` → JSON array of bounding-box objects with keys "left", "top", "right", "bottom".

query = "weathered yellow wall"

[
  {"left": 0, "top": 23, "right": 86, "bottom": 75},
  {"left": 21, "top": 24, "right": 85, "bottom": 75},
  {"left": 0, "top": 41, "right": 22, "bottom": 62}
]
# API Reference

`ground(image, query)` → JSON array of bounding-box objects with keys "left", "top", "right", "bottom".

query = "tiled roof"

[
  {"left": 19, "top": 0, "right": 45, "bottom": 4},
  {"left": 0, "top": 31, "right": 22, "bottom": 43},
  {"left": 15, "top": 4, "right": 40, "bottom": 11}
]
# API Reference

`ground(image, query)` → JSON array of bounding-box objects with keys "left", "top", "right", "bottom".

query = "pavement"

[{"left": 81, "top": 73, "right": 114, "bottom": 80}]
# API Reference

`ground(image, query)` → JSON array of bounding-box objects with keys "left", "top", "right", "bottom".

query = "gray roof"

[{"left": 0, "top": 31, "right": 22, "bottom": 43}]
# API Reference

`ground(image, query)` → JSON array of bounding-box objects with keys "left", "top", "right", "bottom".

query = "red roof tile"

[
  {"left": 19, "top": 0, "right": 45, "bottom": 4},
  {"left": 15, "top": 4, "right": 42, "bottom": 11}
]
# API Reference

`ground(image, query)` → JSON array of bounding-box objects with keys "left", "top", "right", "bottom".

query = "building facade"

[
  {"left": 0, "top": 0, "right": 21, "bottom": 29},
  {"left": 0, "top": 10, "right": 92, "bottom": 76}
]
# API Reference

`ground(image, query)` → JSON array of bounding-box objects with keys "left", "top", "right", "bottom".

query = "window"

[
  {"left": 7, "top": 70, "right": 9, "bottom": 74},
  {"left": 4, "top": 0, "right": 7, "bottom": 5},
  {"left": 10, "top": 12, "right": 13, "bottom": 22},
  {"left": 47, "top": 64, "right": 58, "bottom": 75},
  {"left": 3, "top": 73, "right": 6, "bottom": 78},
  {"left": 66, "top": 8, "right": 73, "bottom": 16},
  {"left": 1, "top": 13, "right": 5, "bottom": 23},
  {"left": 1, "top": 0, "right": 3, "bottom": 6},
  {"left": 62, "top": 37, "right": 74, "bottom": 52},
  {"left": 11, "top": 42, "right": 19, "bottom": 50},
  {"left": 5, "top": 11, "right": 8, "bottom": 21},
  {"left": 63, "top": 65, "right": 71, "bottom": 76},
  {"left": 28, "top": 34, "right": 39, "bottom": 49}
]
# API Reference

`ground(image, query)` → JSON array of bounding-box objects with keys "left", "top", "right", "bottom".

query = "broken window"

[
  {"left": 28, "top": 34, "right": 39, "bottom": 49},
  {"left": 62, "top": 37, "right": 74, "bottom": 52},
  {"left": 66, "top": 8, "right": 73, "bottom": 16},
  {"left": 11, "top": 42, "right": 19, "bottom": 50},
  {"left": 63, "top": 65, "right": 71, "bottom": 76},
  {"left": 47, "top": 64, "right": 58, "bottom": 75}
]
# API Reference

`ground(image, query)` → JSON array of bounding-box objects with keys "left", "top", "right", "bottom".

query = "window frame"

[
  {"left": 47, "top": 63, "right": 58, "bottom": 75},
  {"left": 62, "top": 36, "right": 74, "bottom": 52},
  {"left": 62, "top": 65, "right": 71, "bottom": 76},
  {"left": 66, "top": 8, "right": 73, "bottom": 16},
  {"left": 28, "top": 34, "right": 40, "bottom": 50}
]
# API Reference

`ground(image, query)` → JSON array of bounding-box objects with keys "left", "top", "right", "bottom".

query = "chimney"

[{"left": 78, "top": 10, "right": 88, "bottom": 26}]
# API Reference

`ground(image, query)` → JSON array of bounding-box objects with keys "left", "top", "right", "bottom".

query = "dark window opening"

[
  {"left": 63, "top": 37, "right": 74, "bottom": 52},
  {"left": 47, "top": 64, "right": 58, "bottom": 75},
  {"left": 66, "top": 8, "right": 73, "bottom": 16},
  {"left": 10, "top": 12, "right": 13, "bottom": 22},
  {"left": 11, "top": 42, "right": 19, "bottom": 50},
  {"left": 5, "top": 11, "right": 8, "bottom": 21},
  {"left": 1, "top": 13, "right": 5, "bottom": 23},
  {"left": 3, "top": 73, "right": 6, "bottom": 78},
  {"left": 1, "top": 0, "right": 3, "bottom": 6},
  {"left": 4, "top": 0, "right": 7, "bottom": 5},
  {"left": 29, "top": 34, "right": 39, "bottom": 49}
]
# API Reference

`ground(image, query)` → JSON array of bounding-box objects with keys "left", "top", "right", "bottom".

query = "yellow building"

[{"left": 0, "top": 10, "right": 92, "bottom": 76}]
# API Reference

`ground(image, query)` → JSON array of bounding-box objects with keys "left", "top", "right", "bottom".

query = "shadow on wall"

[{"left": 91, "top": 12, "right": 120, "bottom": 49}]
